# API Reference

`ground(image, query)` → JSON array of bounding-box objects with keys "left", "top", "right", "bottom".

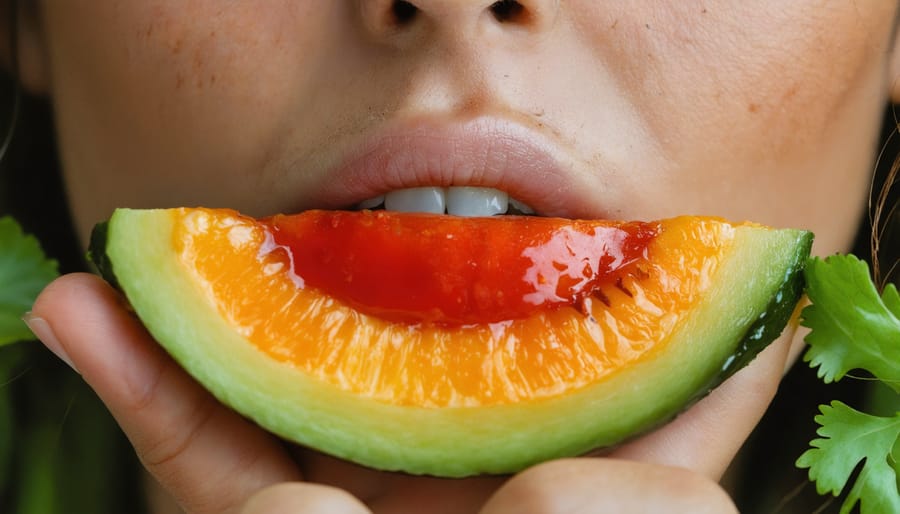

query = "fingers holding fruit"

[{"left": 28, "top": 273, "right": 303, "bottom": 514}]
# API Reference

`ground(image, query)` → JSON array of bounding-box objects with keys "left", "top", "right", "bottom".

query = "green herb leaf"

[
  {"left": 796, "top": 401, "right": 900, "bottom": 514},
  {"left": 0, "top": 217, "right": 58, "bottom": 345},
  {"left": 801, "top": 255, "right": 900, "bottom": 392},
  {"left": 884, "top": 283, "right": 900, "bottom": 320}
]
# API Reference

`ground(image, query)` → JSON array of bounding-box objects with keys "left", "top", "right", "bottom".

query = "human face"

[{"left": 23, "top": 1, "right": 900, "bottom": 256}]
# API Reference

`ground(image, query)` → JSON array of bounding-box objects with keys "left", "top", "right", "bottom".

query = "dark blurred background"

[{"left": 0, "top": 72, "right": 146, "bottom": 513}]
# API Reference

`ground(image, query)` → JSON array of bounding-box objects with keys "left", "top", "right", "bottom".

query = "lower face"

[{"left": 36, "top": 2, "right": 899, "bottom": 258}]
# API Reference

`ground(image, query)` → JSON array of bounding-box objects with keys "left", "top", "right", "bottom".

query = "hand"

[{"left": 29, "top": 273, "right": 794, "bottom": 513}]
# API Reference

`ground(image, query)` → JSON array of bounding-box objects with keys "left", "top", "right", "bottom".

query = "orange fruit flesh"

[{"left": 174, "top": 208, "right": 734, "bottom": 408}]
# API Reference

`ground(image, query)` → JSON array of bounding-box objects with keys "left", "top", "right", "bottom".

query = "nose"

[{"left": 359, "top": 0, "right": 559, "bottom": 42}]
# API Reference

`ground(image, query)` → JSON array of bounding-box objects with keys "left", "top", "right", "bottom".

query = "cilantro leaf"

[
  {"left": 796, "top": 401, "right": 900, "bottom": 514},
  {"left": 0, "top": 217, "right": 58, "bottom": 345},
  {"left": 884, "top": 283, "right": 900, "bottom": 320},
  {"left": 801, "top": 255, "right": 900, "bottom": 392}
]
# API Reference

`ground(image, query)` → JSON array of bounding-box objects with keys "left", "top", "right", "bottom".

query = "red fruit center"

[{"left": 263, "top": 210, "right": 657, "bottom": 325}]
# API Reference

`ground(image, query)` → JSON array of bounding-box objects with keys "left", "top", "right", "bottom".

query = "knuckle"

[
  {"left": 663, "top": 468, "right": 738, "bottom": 514},
  {"left": 138, "top": 389, "right": 217, "bottom": 470}
]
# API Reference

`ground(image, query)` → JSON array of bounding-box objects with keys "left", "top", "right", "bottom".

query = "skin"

[{"left": 8, "top": 0, "right": 900, "bottom": 512}]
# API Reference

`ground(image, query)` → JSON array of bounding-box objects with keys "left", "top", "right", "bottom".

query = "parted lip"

[{"left": 307, "top": 116, "right": 605, "bottom": 219}]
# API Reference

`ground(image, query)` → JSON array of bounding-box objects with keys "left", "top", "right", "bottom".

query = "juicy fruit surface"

[
  {"left": 184, "top": 209, "right": 728, "bottom": 407},
  {"left": 263, "top": 211, "right": 658, "bottom": 324}
]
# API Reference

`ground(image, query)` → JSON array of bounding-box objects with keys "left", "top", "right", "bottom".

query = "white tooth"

[
  {"left": 508, "top": 197, "right": 535, "bottom": 215},
  {"left": 446, "top": 187, "right": 509, "bottom": 217},
  {"left": 383, "top": 187, "right": 446, "bottom": 214},
  {"left": 356, "top": 195, "right": 384, "bottom": 209}
]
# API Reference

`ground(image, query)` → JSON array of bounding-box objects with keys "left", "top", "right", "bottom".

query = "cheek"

[
  {"left": 676, "top": 7, "right": 892, "bottom": 249},
  {"left": 573, "top": 3, "right": 894, "bottom": 251},
  {"left": 626, "top": 3, "right": 895, "bottom": 159},
  {"left": 126, "top": 2, "right": 321, "bottom": 106},
  {"left": 41, "top": 1, "right": 329, "bottom": 236}
]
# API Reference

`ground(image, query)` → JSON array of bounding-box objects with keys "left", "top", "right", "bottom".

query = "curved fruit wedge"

[{"left": 89, "top": 208, "right": 812, "bottom": 477}]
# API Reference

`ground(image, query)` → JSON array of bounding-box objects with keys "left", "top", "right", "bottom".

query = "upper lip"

[{"left": 305, "top": 116, "right": 603, "bottom": 219}]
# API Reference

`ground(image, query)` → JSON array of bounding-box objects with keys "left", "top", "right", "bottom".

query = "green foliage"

[
  {"left": 798, "top": 255, "right": 900, "bottom": 512},
  {"left": 0, "top": 216, "right": 58, "bottom": 345},
  {"left": 801, "top": 255, "right": 900, "bottom": 391},
  {"left": 0, "top": 217, "right": 142, "bottom": 513},
  {"left": 0, "top": 217, "right": 58, "bottom": 511},
  {"left": 797, "top": 401, "right": 900, "bottom": 514},
  {"left": 0, "top": 347, "right": 143, "bottom": 514}
]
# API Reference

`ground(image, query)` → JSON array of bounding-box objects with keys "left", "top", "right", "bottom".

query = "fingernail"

[{"left": 22, "top": 312, "right": 78, "bottom": 373}]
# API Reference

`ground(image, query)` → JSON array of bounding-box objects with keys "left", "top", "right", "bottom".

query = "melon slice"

[{"left": 89, "top": 208, "right": 812, "bottom": 477}]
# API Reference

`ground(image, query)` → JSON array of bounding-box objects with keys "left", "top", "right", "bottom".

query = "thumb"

[
  {"left": 240, "top": 483, "right": 372, "bottom": 514},
  {"left": 481, "top": 458, "right": 737, "bottom": 514}
]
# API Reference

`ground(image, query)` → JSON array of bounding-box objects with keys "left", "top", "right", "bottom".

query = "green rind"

[
  {"left": 714, "top": 229, "right": 812, "bottom": 383},
  {"left": 91, "top": 209, "right": 812, "bottom": 477},
  {"left": 87, "top": 221, "right": 118, "bottom": 290}
]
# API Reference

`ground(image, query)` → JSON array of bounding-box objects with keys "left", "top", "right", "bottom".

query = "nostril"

[
  {"left": 489, "top": 0, "right": 526, "bottom": 23},
  {"left": 391, "top": 0, "right": 419, "bottom": 25}
]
